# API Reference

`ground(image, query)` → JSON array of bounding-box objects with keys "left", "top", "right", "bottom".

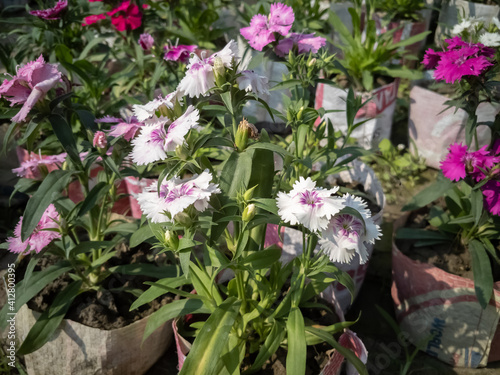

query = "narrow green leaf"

[
  {"left": 180, "top": 297, "right": 241, "bottom": 375},
  {"left": 469, "top": 240, "right": 494, "bottom": 309},
  {"left": 77, "top": 182, "right": 110, "bottom": 217},
  {"left": 48, "top": 114, "right": 81, "bottom": 167},
  {"left": 130, "top": 225, "right": 154, "bottom": 247},
  {"left": 130, "top": 276, "right": 190, "bottom": 311},
  {"left": 286, "top": 308, "right": 307, "bottom": 375},
  {"left": 402, "top": 176, "right": 454, "bottom": 211},
  {"left": 250, "top": 321, "right": 286, "bottom": 371}
]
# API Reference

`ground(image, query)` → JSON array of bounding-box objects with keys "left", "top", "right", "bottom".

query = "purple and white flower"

[
  {"left": 237, "top": 70, "right": 269, "bottom": 95},
  {"left": 177, "top": 40, "right": 238, "bottom": 98},
  {"left": 138, "top": 33, "right": 154, "bottom": 51},
  {"left": 132, "top": 91, "right": 181, "bottom": 123},
  {"left": 97, "top": 115, "right": 144, "bottom": 141},
  {"left": 131, "top": 105, "right": 199, "bottom": 165},
  {"left": 137, "top": 170, "right": 220, "bottom": 223},
  {"left": 319, "top": 194, "right": 381, "bottom": 264},
  {"left": 276, "top": 177, "right": 344, "bottom": 232}
]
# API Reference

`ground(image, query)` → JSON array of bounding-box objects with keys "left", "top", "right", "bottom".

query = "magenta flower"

[
  {"left": 440, "top": 143, "right": 499, "bottom": 182},
  {"left": 481, "top": 180, "right": 500, "bottom": 216},
  {"left": 82, "top": 13, "right": 106, "bottom": 26},
  {"left": 0, "top": 55, "right": 61, "bottom": 123},
  {"left": 275, "top": 33, "right": 326, "bottom": 57},
  {"left": 7, "top": 204, "right": 61, "bottom": 254},
  {"left": 29, "top": 0, "right": 68, "bottom": 20},
  {"left": 164, "top": 44, "right": 197, "bottom": 63},
  {"left": 138, "top": 33, "right": 154, "bottom": 51},
  {"left": 97, "top": 115, "right": 144, "bottom": 141},
  {"left": 107, "top": 1, "right": 143, "bottom": 32},
  {"left": 422, "top": 37, "right": 494, "bottom": 84},
  {"left": 240, "top": 2, "right": 295, "bottom": 51}
]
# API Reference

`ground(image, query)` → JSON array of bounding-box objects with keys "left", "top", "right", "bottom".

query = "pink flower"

[
  {"left": 481, "top": 180, "right": 500, "bottom": 216},
  {"left": 13, "top": 151, "right": 67, "bottom": 179},
  {"left": 440, "top": 143, "right": 498, "bottom": 182},
  {"left": 7, "top": 204, "right": 61, "bottom": 254},
  {"left": 164, "top": 44, "right": 197, "bottom": 63},
  {"left": 422, "top": 48, "right": 441, "bottom": 69},
  {"left": 107, "top": 1, "right": 143, "bottom": 32},
  {"left": 240, "top": 3, "right": 295, "bottom": 51},
  {"left": 93, "top": 131, "right": 107, "bottom": 148},
  {"left": 422, "top": 37, "right": 494, "bottom": 83},
  {"left": 97, "top": 115, "right": 144, "bottom": 141},
  {"left": 29, "top": 0, "right": 68, "bottom": 20},
  {"left": 138, "top": 33, "right": 154, "bottom": 51},
  {"left": 0, "top": 55, "right": 61, "bottom": 123},
  {"left": 275, "top": 32, "right": 326, "bottom": 57},
  {"left": 82, "top": 13, "right": 106, "bottom": 26}
]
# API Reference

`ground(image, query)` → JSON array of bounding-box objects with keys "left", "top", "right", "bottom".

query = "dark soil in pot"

[
  {"left": 18, "top": 243, "right": 173, "bottom": 330},
  {"left": 395, "top": 205, "right": 500, "bottom": 281}
]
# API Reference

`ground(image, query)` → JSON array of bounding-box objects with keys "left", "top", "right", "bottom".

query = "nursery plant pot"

[
  {"left": 315, "top": 80, "right": 399, "bottom": 149},
  {"left": 435, "top": 0, "right": 500, "bottom": 44},
  {"left": 391, "top": 212, "right": 500, "bottom": 368},
  {"left": 16, "top": 304, "right": 173, "bottom": 375},
  {"left": 408, "top": 84, "right": 495, "bottom": 169}
]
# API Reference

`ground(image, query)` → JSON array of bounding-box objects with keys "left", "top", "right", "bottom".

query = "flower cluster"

[
  {"left": 277, "top": 177, "right": 381, "bottom": 264},
  {"left": 82, "top": 1, "right": 147, "bottom": 31},
  {"left": 29, "top": 0, "right": 68, "bottom": 21},
  {"left": 441, "top": 142, "right": 500, "bottom": 215},
  {"left": 240, "top": 3, "right": 325, "bottom": 56},
  {"left": 7, "top": 204, "right": 61, "bottom": 254},
  {"left": 0, "top": 55, "right": 61, "bottom": 123},
  {"left": 422, "top": 36, "right": 495, "bottom": 83}
]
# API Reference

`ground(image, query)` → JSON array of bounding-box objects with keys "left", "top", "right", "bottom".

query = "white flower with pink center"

[
  {"left": 237, "top": 70, "right": 269, "bottom": 95},
  {"left": 130, "top": 105, "right": 199, "bottom": 165},
  {"left": 132, "top": 91, "right": 181, "bottom": 123},
  {"left": 177, "top": 40, "right": 239, "bottom": 98},
  {"left": 136, "top": 170, "right": 220, "bottom": 223},
  {"left": 319, "top": 194, "right": 381, "bottom": 264},
  {"left": 276, "top": 177, "right": 344, "bottom": 232}
]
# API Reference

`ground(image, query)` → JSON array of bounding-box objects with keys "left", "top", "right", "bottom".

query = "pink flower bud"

[
  {"left": 138, "top": 33, "right": 154, "bottom": 51},
  {"left": 93, "top": 131, "right": 107, "bottom": 149}
]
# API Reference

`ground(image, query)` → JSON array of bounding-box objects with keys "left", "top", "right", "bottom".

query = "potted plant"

[
  {"left": 316, "top": 2, "right": 428, "bottom": 149},
  {"left": 0, "top": 52, "right": 174, "bottom": 375},
  {"left": 410, "top": 32, "right": 499, "bottom": 168},
  {"left": 393, "top": 34, "right": 500, "bottom": 368},
  {"left": 126, "top": 4, "right": 385, "bottom": 373}
]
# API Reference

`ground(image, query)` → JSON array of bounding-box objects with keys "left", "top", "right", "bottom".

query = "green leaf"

[
  {"left": 130, "top": 276, "right": 189, "bottom": 310},
  {"left": 219, "top": 150, "right": 252, "bottom": 198},
  {"left": 180, "top": 297, "right": 241, "bottom": 375},
  {"left": 18, "top": 280, "right": 82, "bottom": 355},
  {"left": 77, "top": 182, "right": 110, "bottom": 217},
  {"left": 470, "top": 188, "right": 484, "bottom": 226},
  {"left": 286, "top": 308, "right": 307, "bottom": 375},
  {"left": 70, "top": 241, "right": 114, "bottom": 256},
  {"left": 469, "top": 240, "right": 494, "bottom": 309},
  {"left": 241, "top": 248, "right": 281, "bottom": 269},
  {"left": 402, "top": 176, "right": 454, "bottom": 211},
  {"left": 21, "top": 170, "right": 74, "bottom": 241},
  {"left": 250, "top": 198, "right": 278, "bottom": 215},
  {"left": 109, "top": 264, "right": 178, "bottom": 278},
  {"left": 250, "top": 321, "right": 286, "bottom": 371},
  {"left": 130, "top": 225, "right": 154, "bottom": 247},
  {"left": 270, "top": 79, "right": 301, "bottom": 91},
  {"left": 143, "top": 299, "right": 211, "bottom": 342},
  {"left": 48, "top": 114, "right": 81, "bottom": 168},
  {"left": 396, "top": 228, "right": 450, "bottom": 241}
]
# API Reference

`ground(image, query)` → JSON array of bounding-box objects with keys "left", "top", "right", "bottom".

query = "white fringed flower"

[
  {"left": 130, "top": 105, "right": 200, "bottom": 165},
  {"left": 132, "top": 91, "right": 180, "bottom": 123},
  {"left": 177, "top": 40, "right": 239, "bottom": 98},
  {"left": 319, "top": 193, "right": 381, "bottom": 265},
  {"left": 237, "top": 70, "right": 270, "bottom": 95},
  {"left": 451, "top": 17, "right": 483, "bottom": 35},
  {"left": 276, "top": 177, "right": 344, "bottom": 232},
  {"left": 480, "top": 32, "right": 500, "bottom": 47},
  {"left": 137, "top": 170, "right": 220, "bottom": 223}
]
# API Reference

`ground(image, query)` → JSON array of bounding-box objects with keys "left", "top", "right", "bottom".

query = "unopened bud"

[
  {"left": 297, "top": 106, "right": 304, "bottom": 121},
  {"left": 213, "top": 57, "right": 226, "bottom": 86},
  {"left": 93, "top": 131, "right": 107, "bottom": 149},
  {"left": 235, "top": 118, "right": 258, "bottom": 152},
  {"left": 243, "top": 185, "right": 258, "bottom": 201},
  {"left": 242, "top": 204, "right": 256, "bottom": 222},
  {"left": 307, "top": 58, "right": 317, "bottom": 67},
  {"left": 165, "top": 230, "right": 179, "bottom": 250},
  {"left": 175, "top": 211, "right": 193, "bottom": 228}
]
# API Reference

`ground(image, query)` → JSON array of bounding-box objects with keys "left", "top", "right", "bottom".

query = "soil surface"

[{"left": 21, "top": 243, "right": 173, "bottom": 330}]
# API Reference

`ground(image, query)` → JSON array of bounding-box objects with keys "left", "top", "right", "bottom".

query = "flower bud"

[
  {"left": 138, "top": 33, "right": 154, "bottom": 51},
  {"left": 242, "top": 204, "right": 256, "bottom": 222},
  {"left": 296, "top": 106, "right": 304, "bottom": 121},
  {"left": 175, "top": 211, "right": 193, "bottom": 228},
  {"left": 243, "top": 185, "right": 258, "bottom": 201},
  {"left": 165, "top": 230, "right": 179, "bottom": 250},
  {"left": 213, "top": 57, "right": 226, "bottom": 86},
  {"left": 307, "top": 58, "right": 317, "bottom": 67},
  {"left": 235, "top": 118, "right": 258, "bottom": 152},
  {"left": 93, "top": 131, "right": 107, "bottom": 149},
  {"left": 175, "top": 144, "right": 190, "bottom": 160}
]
